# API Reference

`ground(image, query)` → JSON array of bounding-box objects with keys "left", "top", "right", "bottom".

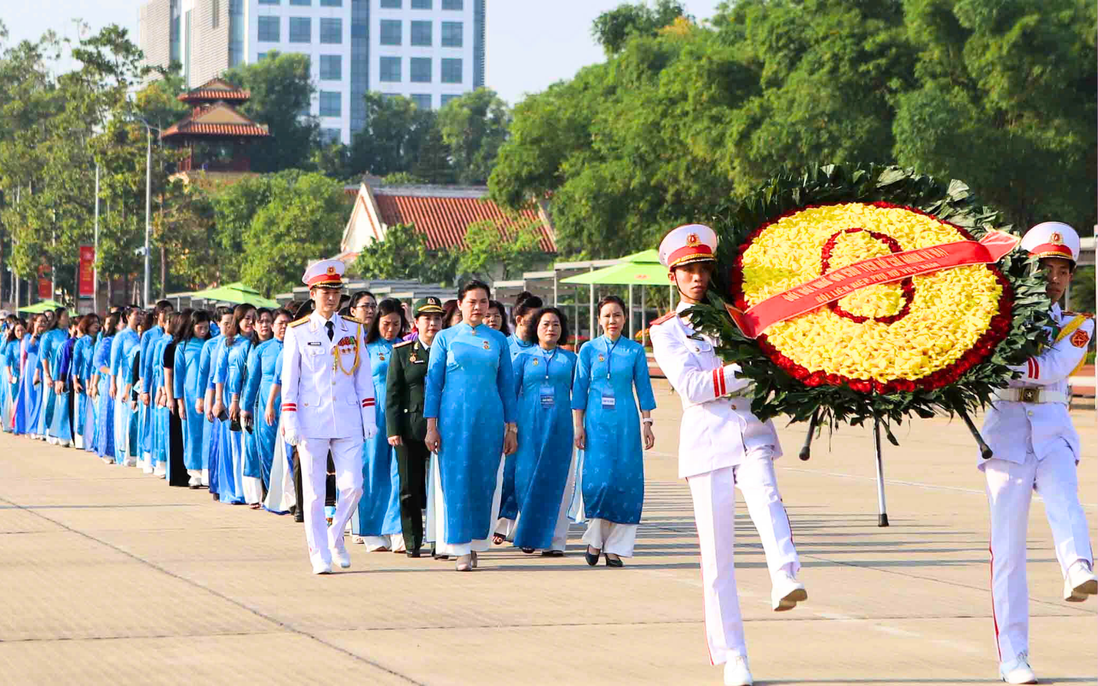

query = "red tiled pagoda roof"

[
  {"left": 374, "top": 191, "right": 556, "bottom": 253},
  {"left": 179, "top": 88, "right": 251, "bottom": 103}
]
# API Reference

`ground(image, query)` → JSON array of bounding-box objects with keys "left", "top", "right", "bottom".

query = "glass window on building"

[
  {"left": 320, "top": 17, "right": 342, "bottom": 43},
  {"left": 410, "top": 57, "right": 431, "bottom": 83},
  {"left": 320, "top": 91, "right": 342, "bottom": 117},
  {"left": 320, "top": 54, "right": 342, "bottom": 80},
  {"left": 320, "top": 0, "right": 342, "bottom": 5},
  {"left": 441, "top": 0, "right": 462, "bottom": 9},
  {"left": 412, "top": 0, "right": 432, "bottom": 7},
  {"left": 441, "top": 57, "right": 462, "bottom": 83},
  {"left": 379, "top": 19, "right": 401, "bottom": 45},
  {"left": 258, "top": 0, "right": 279, "bottom": 4},
  {"left": 258, "top": 52, "right": 268, "bottom": 61},
  {"left": 441, "top": 21, "right": 462, "bottom": 47},
  {"left": 258, "top": 16, "right": 280, "bottom": 42},
  {"left": 289, "top": 17, "right": 311, "bottom": 43},
  {"left": 410, "top": 21, "right": 432, "bottom": 46},
  {"left": 321, "top": 128, "right": 342, "bottom": 144},
  {"left": 411, "top": 93, "right": 432, "bottom": 110},
  {"left": 380, "top": 0, "right": 401, "bottom": 7},
  {"left": 379, "top": 56, "right": 401, "bottom": 82},
  {"left": 440, "top": 94, "right": 459, "bottom": 107},
  {"left": 290, "top": 0, "right": 310, "bottom": 5}
]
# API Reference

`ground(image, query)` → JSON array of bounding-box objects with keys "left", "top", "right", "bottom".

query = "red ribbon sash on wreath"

[{"left": 726, "top": 230, "right": 1019, "bottom": 339}]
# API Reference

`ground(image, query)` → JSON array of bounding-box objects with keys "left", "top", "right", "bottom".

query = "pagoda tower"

[{"left": 161, "top": 78, "right": 270, "bottom": 180}]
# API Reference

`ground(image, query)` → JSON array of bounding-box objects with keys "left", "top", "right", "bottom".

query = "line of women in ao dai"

[
  {"left": 72, "top": 332, "right": 94, "bottom": 449},
  {"left": 241, "top": 336, "right": 281, "bottom": 491},
  {"left": 512, "top": 343, "right": 577, "bottom": 551},
  {"left": 19, "top": 325, "right": 43, "bottom": 438},
  {"left": 352, "top": 333, "right": 403, "bottom": 550},
  {"left": 110, "top": 323, "right": 140, "bottom": 463},
  {"left": 227, "top": 333, "right": 261, "bottom": 505},
  {"left": 93, "top": 332, "right": 115, "bottom": 460},
  {"left": 49, "top": 333, "right": 76, "bottom": 446},
  {"left": 174, "top": 333, "right": 208, "bottom": 485},
  {"left": 572, "top": 331, "right": 657, "bottom": 555},
  {"left": 425, "top": 321, "right": 517, "bottom": 548}
]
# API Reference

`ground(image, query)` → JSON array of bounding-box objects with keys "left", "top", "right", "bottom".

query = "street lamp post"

[
  {"left": 93, "top": 161, "right": 100, "bottom": 314},
  {"left": 130, "top": 115, "right": 158, "bottom": 307}
]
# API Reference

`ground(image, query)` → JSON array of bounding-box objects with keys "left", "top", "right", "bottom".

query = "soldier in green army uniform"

[{"left": 386, "top": 297, "right": 445, "bottom": 558}]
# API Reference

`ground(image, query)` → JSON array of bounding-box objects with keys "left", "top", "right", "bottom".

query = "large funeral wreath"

[{"left": 687, "top": 165, "right": 1051, "bottom": 442}]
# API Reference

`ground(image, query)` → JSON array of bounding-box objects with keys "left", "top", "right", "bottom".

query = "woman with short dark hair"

[
  {"left": 441, "top": 299, "right": 461, "bottom": 329},
  {"left": 2, "top": 319, "right": 26, "bottom": 434},
  {"left": 352, "top": 298, "right": 408, "bottom": 550},
  {"left": 424, "top": 280, "right": 518, "bottom": 571},
  {"left": 92, "top": 312, "right": 120, "bottom": 462},
  {"left": 71, "top": 314, "right": 100, "bottom": 451},
  {"left": 572, "top": 295, "right": 657, "bottom": 567},
  {"left": 110, "top": 307, "right": 142, "bottom": 466},
  {"left": 348, "top": 291, "right": 379, "bottom": 330},
  {"left": 174, "top": 310, "right": 212, "bottom": 487}
]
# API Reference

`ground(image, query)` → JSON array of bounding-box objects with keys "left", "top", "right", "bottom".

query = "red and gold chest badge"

[
  {"left": 482, "top": 341, "right": 491, "bottom": 350},
  {"left": 1071, "top": 328, "right": 1090, "bottom": 348},
  {"left": 378, "top": 353, "right": 385, "bottom": 361}
]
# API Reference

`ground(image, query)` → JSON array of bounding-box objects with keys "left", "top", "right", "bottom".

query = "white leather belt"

[{"left": 993, "top": 388, "right": 1069, "bottom": 405}]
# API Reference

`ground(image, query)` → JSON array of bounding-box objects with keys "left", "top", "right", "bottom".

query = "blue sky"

[{"left": 1, "top": 0, "right": 724, "bottom": 105}]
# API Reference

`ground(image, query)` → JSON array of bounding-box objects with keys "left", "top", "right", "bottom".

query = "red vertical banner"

[
  {"left": 37, "top": 264, "right": 52, "bottom": 300},
  {"left": 78, "top": 246, "right": 95, "bottom": 298}
]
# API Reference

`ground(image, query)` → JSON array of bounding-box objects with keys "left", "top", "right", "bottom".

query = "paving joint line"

[{"left": 0, "top": 492, "right": 426, "bottom": 685}]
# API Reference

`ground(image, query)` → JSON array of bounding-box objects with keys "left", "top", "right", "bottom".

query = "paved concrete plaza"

[{"left": 0, "top": 380, "right": 1094, "bottom": 684}]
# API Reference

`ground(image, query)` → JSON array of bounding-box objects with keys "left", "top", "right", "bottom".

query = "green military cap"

[{"left": 413, "top": 296, "right": 445, "bottom": 317}]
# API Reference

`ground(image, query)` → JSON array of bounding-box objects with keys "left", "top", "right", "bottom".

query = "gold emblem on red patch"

[
  {"left": 598, "top": 354, "right": 605, "bottom": 362},
  {"left": 483, "top": 341, "right": 491, "bottom": 350},
  {"left": 686, "top": 233, "right": 699, "bottom": 246},
  {"left": 1070, "top": 328, "right": 1090, "bottom": 348},
  {"left": 532, "top": 359, "right": 539, "bottom": 366},
  {"left": 1050, "top": 232, "right": 1063, "bottom": 245},
  {"left": 378, "top": 353, "right": 385, "bottom": 361}
]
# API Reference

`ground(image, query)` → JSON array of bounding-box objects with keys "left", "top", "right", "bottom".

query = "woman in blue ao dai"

[
  {"left": 71, "top": 316, "right": 100, "bottom": 450},
  {"left": 512, "top": 307, "right": 577, "bottom": 554},
  {"left": 1, "top": 321, "right": 25, "bottom": 433},
  {"left": 5, "top": 321, "right": 27, "bottom": 434},
  {"left": 173, "top": 311, "right": 212, "bottom": 487},
  {"left": 424, "top": 281, "right": 518, "bottom": 572},
  {"left": 0, "top": 324, "right": 14, "bottom": 433},
  {"left": 18, "top": 315, "right": 48, "bottom": 438},
  {"left": 572, "top": 295, "right": 657, "bottom": 568},
  {"left": 49, "top": 319, "right": 77, "bottom": 447},
  {"left": 121, "top": 314, "right": 149, "bottom": 464},
  {"left": 227, "top": 305, "right": 261, "bottom": 506},
  {"left": 200, "top": 307, "right": 235, "bottom": 497},
  {"left": 37, "top": 309, "right": 69, "bottom": 442},
  {"left": 486, "top": 296, "right": 525, "bottom": 545},
  {"left": 261, "top": 346, "right": 296, "bottom": 514},
  {"left": 149, "top": 329, "right": 173, "bottom": 477},
  {"left": 239, "top": 309, "right": 274, "bottom": 498},
  {"left": 110, "top": 308, "right": 141, "bottom": 466},
  {"left": 80, "top": 324, "right": 101, "bottom": 454},
  {"left": 92, "top": 313, "right": 120, "bottom": 462},
  {"left": 211, "top": 305, "right": 250, "bottom": 505},
  {"left": 352, "top": 299, "right": 407, "bottom": 551},
  {"left": 241, "top": 309, "right": 289, "bottom": 502}
]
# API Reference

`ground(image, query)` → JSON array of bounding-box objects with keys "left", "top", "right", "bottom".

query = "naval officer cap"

[
  {"left": 658, "top": 224, "right": 719, "bottom": 270},
  {"left": 303, "top": 259, "right": 346, "bottom": 290},
  {"left": 1020, "top": 221, "right": 1080, "bottom": 266},
  {"left": 413, "top": 296, "right": 445, "bottom": 318}
]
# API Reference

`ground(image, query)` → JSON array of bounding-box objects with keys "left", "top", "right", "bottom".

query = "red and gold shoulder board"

[
  {"left": 289, "top": 317, "right": 309, "bottom": 328},
  {"left": 650, "top": 311, "right": 676, "bottom": 326}
]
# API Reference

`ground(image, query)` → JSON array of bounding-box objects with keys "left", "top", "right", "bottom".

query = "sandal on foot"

[
  {"left": 491, "top": 534, "right": 506, "bottom": 545},
  {"left": 585, "top": 546, "right": 600, "bottom": 567},
  {"left": 455, "top": 554, "right": 473, "bottom": 572},
  {"left": 541, "top": 550, "right": 564, "bottom": 557}
]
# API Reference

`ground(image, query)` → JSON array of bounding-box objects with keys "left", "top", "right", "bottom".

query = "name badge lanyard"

[
  {"left": 604, "top": 336, "right": 621, "bottom": 381},
  {"left": 601, "top": 336, "right": 621, "bottom": 409}
]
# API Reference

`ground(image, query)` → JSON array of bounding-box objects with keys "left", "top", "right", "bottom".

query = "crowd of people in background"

[{"left": 0, "top": 286, "right": 658, "bottom": 568}]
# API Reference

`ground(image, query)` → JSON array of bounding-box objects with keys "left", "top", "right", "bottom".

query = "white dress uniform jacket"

[
  {"left": 981, "top": 304, "right": 1093, "bottom": 466},
  {"left": 650, "top": 303, "right": 781, "bottom": 479},
  {"left": 280, "top": 312, "right": 377, "bottom": 442}
]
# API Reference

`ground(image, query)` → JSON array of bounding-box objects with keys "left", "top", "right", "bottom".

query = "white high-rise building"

[{"left": 138, "top": 0, "right": 487, "bottom": 144}]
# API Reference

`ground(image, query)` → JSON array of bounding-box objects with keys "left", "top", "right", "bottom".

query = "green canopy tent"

[
  {"left": 560, "top": 250, "right": 673, "bottom": 345},
  {"left": 187, "top": 282, "right": 278, "bottom": 308},
  {"left": 17, "top": 299, "right": 63, "bottom": 315}
]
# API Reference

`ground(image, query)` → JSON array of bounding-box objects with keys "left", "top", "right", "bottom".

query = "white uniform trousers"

[
  {"left": 299, "top": 436, "right": 364, "bottom": 568},
  {"left": 985, "top": 444, "right": 1093, "bottom": 661},
  {"left": 687, "top": 446, "right": 799, "bottom": 665}
]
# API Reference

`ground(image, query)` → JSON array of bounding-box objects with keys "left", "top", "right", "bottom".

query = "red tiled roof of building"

[
  {"left": 179, "top": 89, "right": 251, "bottom": 103},
  {"left": 374, "top": 191, "right": 556, "bottom": 253},
  {"left": 162, "top": 122, "right": 270, "bottom": 138}
]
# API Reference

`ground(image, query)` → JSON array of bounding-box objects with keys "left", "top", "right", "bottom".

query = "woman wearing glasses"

[{"left": 348, "top": 291, "right": 379, "bottom": 330}]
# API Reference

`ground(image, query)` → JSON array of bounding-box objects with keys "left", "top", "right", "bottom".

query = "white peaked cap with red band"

[
  {"left": 303, "top": 259, "right": 346, "bottom": 289},
  {"left": 658, "top": 223, "right": 719, "bottom": 270},
  {"left": 1020, "top": 221, "right": 1080, "bottom": 264}
]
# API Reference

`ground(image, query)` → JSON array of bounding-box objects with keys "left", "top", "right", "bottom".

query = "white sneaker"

[
  {"left": 999, "top": 651, "right": 1037, "bottom": 684},
  {"left": 331, "top": 547, "right": 351, "bottom": 569},
  {"left": 723, "top": 655, "right": 753, "bottom": 686},
  {"left": 1063, "top": 560, "right": 1097, "bottom": 602},
  {"left": 771, "top": 571, "right": 807, "bottom": 611},
  {"left": 311, "top": 559, "right": 333, "bottom": 575}
]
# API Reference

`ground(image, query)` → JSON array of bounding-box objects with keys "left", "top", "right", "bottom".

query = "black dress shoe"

[
  {"left": 406, "top": 548, "right": 421, "bottom": 558},
  {"left": 585, "top": 548, "right": 600, "bottom": 566},
  {"left": 606, "top": 556, "right": 624, "bottom": 568},
  {"left": 294, "top": 513, "right": 305, "bottom": 523},
  {"left": 541, "top": 550, "right": 564, "bottom": 557},
  {"left": 521, "top": 547, "right": 535, "bottom": 554}
]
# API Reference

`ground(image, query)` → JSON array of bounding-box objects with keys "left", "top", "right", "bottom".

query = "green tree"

[
  {"left": 437, "top": 88, "right": 511, "bottom": 185},
  {"left": 351, "top": 223, "right": 459, "bottom": 285},
  {"left": 222, "top": 52, "right": 319, "bottom": 173},
  {"left": 456, "top": 219, "right": 546, "bottom": 281},
  {"left": 349, "top": 93, "right": 441, "bottom": 178},
  {"left": 211, "top": 170, "right": 306, "bottom": 282},
  {"left": 239, "top": 172, "right": 349, "bottom": 296},
  {"left": 591, "top": 0, "right": 688, "bottom": 55}
]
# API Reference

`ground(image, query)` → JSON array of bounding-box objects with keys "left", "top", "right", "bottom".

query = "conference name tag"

[
  {"left": 601, "top": 390, "right": 616, "bottom": 410},
  {"left": 539, "top": 384, "right": 554, "bottom": 408}
]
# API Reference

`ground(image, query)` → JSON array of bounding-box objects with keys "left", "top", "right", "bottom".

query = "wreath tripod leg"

[
  {"left": 957, "top": 405, "right": 993, "bottom": 460},
  {"left": 798, "top": 409, "right": 819, "bottom": 461},
  {"left": 873, "top": 417, "right": 889, "bottom": 527}
]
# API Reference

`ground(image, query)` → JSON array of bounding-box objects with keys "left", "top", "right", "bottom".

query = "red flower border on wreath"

[{"left": 726, "top": 201, "right": 1016, "bottom": 394}]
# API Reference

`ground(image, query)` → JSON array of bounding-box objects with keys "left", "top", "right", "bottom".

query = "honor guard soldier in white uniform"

[
  {"left": 650, "top": 225, "right": 805, "bottom": 686},
  {"left": 981, "top": 222, "right": 1095, "bottom": 684},
  {"left": 281, "top": 260, "right": 377, "bottom": 575}
]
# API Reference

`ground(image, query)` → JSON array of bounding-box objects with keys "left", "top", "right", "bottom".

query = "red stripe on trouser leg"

[{"left": 989, "top": 540, "right": 1000, "bottom": 661}]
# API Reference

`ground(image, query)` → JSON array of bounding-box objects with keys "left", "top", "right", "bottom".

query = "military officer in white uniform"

[
  {"left": 981, "top": 222, "right": 1095, "bottom": 684},
  {"left": 649, "top": 224, "right": 805, "bottom": 686},
  {"left": 281, "top": 260, "right": 377, "bottom": 575}
]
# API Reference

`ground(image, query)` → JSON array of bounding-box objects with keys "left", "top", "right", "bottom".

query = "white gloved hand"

[
  {"left": 282, "top": 424, "right": 300, "bottom": 447},
  {"left": 363, "top": 420, "right": 377, "bottom": 441}
]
